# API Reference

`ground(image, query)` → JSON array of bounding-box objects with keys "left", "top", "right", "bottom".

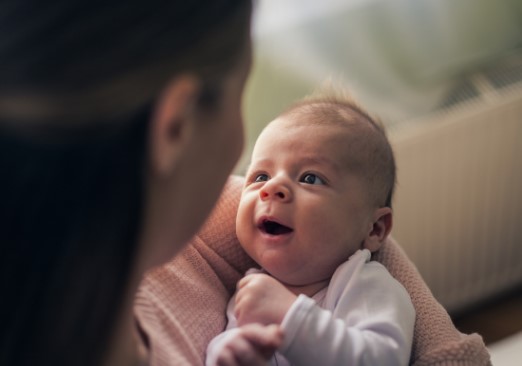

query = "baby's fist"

[{"left": 234, "top": 273, "right": 296, "bottom": 327}]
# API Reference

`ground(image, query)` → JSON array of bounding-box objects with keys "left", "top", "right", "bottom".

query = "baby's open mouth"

[{"left": 259, "top": 219, "right": 293, "bottom": 236}]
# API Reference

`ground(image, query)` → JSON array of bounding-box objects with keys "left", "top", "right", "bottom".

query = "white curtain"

[{"left": 251, "top": 0, "right": 522, "bottom": 121}]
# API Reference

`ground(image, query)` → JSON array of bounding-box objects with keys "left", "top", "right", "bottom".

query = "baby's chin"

[
  {"left": 277, "top": 277, "right": 330, "bottom": 298},
  {"left": 264, "top": 266, "right": 318, "bottom": 286}
]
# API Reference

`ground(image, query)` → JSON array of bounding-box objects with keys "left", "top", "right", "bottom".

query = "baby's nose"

[
  {"left": 259, "top": 181, "right": 292, "bottom": 202},
  {"left": 260, "top": 190, "right": 286, "bottom": 199}
]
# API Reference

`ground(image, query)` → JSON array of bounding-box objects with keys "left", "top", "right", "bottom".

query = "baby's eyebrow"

[
  {"left": 298, "top": 156, "right": 340, "bottom": 171},
  {"left": 246, "top": 156, "right": 340, "bottom": 174},
  {"left": 247, "top": 158, "right": 272, "bottom": 169},
  {"left": 244, "top": 159, "right": 271, "bottom": 178}
]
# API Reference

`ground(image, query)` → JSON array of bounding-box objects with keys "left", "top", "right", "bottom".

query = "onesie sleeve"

[
  {"left": 206, "top": 269, "right": 263, "bottom": 366},
  {"left": 279, "top": 263, "right": 415, "bottom": 366},
  {"left": 205, "top": 294, "right": 239, "bottom": 366}
]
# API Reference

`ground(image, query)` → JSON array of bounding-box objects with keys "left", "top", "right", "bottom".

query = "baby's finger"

[
  {"left": 215, "top": 347, "right": 239, "bottom": 366},
  {"left": 236, "top": 274, "right": 253, "bottom": 290},
  {"left": 224, "top": 335, "right": 270, "bottom": 366},
  {"left": 241, "top": 323, "right": 284, "bottom": 349}
]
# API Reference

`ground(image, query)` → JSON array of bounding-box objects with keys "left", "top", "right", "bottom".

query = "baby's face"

[{"left": 236, "top": 116, "right": 376, "bottom": 287}]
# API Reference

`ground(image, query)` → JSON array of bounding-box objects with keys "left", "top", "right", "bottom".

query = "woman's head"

[
  {"left": 0, "top": 1, "right": 252, "bottom": 365},
  {"left": 0, "top": 0, "right": 250, "bottom": 125}
]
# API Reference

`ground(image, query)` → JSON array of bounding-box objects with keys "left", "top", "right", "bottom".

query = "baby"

[{"left": 206, "top": 93, "right": 415, "bottom": 366}]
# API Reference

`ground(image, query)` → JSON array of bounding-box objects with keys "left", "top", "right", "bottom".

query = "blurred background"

[{"left": 242, "top": 1, "right": 522, "bottom": 363}]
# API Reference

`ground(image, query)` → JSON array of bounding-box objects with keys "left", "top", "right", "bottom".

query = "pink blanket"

[{"left": 135, "top": 175, "right": 491, "bottom": 365}]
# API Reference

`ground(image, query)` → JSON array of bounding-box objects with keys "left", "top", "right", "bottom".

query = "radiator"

[{"left": 389, "top": 82, "right": 522, "bottom": 314}]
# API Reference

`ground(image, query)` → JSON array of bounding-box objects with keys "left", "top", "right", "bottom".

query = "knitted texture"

[
  {"left": 134, "top": 175, "right": 491, "bottom": 366},
  {"left": 373, "top": 241, "right": 491, "bottom": 366}
]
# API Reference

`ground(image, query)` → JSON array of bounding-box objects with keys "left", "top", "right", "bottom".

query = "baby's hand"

[
  {"left": 235, "top": 273, "right": 297, "bottom": 326},
  {"left": 211, "top": 323, "right": 283, "bottom": 366}
]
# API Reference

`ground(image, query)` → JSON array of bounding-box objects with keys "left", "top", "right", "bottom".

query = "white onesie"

[{"left": 206, "top": 249, "right": 415, "bottom": 366}]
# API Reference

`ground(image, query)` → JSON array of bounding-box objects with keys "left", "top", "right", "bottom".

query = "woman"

[{"left": 0, "top": 1, "right": 252, "bottom": 365}]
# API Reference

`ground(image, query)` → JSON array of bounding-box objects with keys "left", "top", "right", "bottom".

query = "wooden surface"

[{"left": 452, "top": 285, "right": 522, "bottom": 345}]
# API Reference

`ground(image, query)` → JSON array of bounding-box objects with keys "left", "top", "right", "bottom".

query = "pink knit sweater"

[{"left": 134, "top": 175, "right": 491, "bottom": 366}]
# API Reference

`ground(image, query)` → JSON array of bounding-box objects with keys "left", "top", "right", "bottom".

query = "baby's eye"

[
  {"left": 300, "top": 173, "right": 324, "bottom": 185},
  {"left": 254, "top": 174, "right": 269, "bottom": 183}
]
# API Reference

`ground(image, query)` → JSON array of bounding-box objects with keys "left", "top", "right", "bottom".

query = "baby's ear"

[{"left": 363, "top": 207, "right": 393, "bottom": 253}]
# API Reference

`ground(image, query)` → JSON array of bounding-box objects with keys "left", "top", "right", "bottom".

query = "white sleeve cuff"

[{"left": 280, "top": 294, "right": 316, "bottom": 353}]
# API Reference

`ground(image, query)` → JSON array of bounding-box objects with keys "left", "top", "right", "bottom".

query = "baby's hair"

[{"left": 280, "top": 87, "right": 396, "bottom": 208}]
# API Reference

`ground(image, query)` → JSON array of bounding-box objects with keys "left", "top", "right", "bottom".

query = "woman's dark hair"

[{"left": 0, "top": 1, "right": 252, "bottom": 365}]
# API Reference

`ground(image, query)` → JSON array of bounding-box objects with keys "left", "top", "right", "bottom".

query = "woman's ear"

[
  {"left": 149, "top": 75, "right": 200, "bottom": 176},
  {"left": 363, "top": 207, "right": 393, "bottom": 253}
]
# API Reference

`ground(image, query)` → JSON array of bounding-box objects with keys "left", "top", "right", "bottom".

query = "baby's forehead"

[
  {"left": 261, "top": 119, "right": 367, "bottom": 163},
  {"left": 268, "top": 109, "right": 372, "bottom": 145},
  {"left": 275, "top": 102, "right": 378, "bottom": 137},
  {"left": 266, "top": 105, "right": 383, "bottom": 161},
  {"left": 263, "top": 116, "right": 352, "bottom": 146}
]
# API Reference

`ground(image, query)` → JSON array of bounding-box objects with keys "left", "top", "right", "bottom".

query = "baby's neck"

[{"left": 284, "top": 279, "right": 330, "bottom": 298}]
